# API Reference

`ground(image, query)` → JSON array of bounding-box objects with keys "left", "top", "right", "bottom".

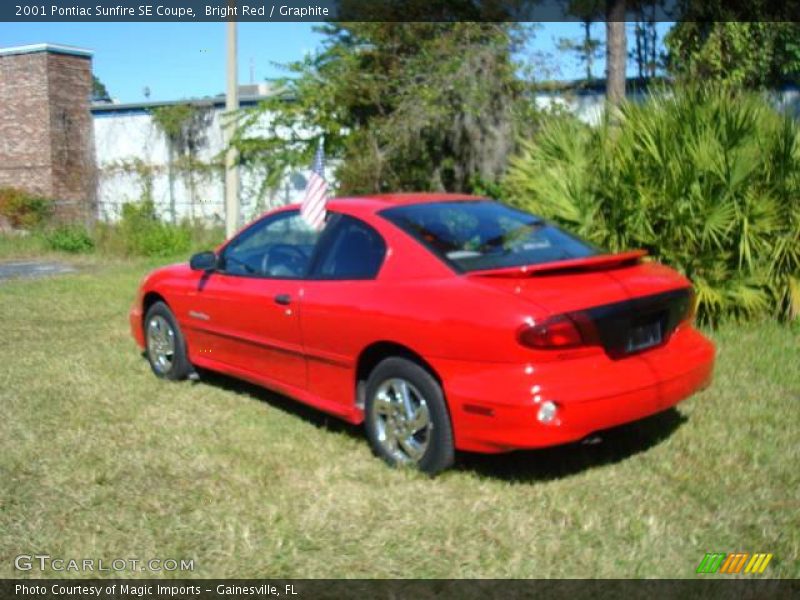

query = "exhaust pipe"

[{"left": 581, "top": 435, "right": 603, "bottom": 445}]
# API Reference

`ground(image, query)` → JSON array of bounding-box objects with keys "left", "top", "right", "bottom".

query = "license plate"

[{"left": 626, "top": 321, "right": 662, "bottom": 353}]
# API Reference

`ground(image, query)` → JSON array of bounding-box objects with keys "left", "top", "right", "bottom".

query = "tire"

[
  {"left": 364, "top": 357, "right": 455, "bottom": 475},
  {"left": 144, "top": 301, "right": 192, "bottom": 381}
]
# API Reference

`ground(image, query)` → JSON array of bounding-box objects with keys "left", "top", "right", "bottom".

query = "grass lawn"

[{"left": 0, "top": 255, "right": 798, "bottom": 579}]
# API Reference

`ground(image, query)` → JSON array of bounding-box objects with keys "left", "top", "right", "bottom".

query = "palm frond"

[{"left": 503, "top": 85, "right": 800, "bottom": 325}]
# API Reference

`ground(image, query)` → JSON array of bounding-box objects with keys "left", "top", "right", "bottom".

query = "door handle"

[{"left": 274, "top": 293, "right": 292, "bottom": 306}]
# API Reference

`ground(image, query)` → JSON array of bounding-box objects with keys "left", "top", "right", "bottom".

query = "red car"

[{"left": 130, "top": 194, "right": 715, "bottom": 474}]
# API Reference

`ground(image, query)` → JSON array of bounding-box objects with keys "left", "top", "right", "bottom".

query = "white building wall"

[
  {"left": 534, "top": 87, "right": 800, "bottom": 126},
  {"left": 92, "top": 104, "right": 308, "bottom": 224}
]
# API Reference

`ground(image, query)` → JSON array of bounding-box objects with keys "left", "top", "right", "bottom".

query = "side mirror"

[{"left": 190, "top": 251, "right": 217, "bottom": 272}]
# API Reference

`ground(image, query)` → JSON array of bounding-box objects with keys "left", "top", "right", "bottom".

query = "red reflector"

[{"left": 518, "top": 315, "right": 584, "bottom": 349}]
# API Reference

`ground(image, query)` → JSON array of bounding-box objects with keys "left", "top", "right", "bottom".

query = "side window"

[
  {"left": 312, "top": 215, "right": 386, "bottom": 280},
  {"left": 220, "top": 211, "right": 322, "bottom": 278}
]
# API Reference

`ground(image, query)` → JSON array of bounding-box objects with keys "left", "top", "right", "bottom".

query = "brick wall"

[{"left": 0, "top": 45, "right": 96, "bottom": 222}]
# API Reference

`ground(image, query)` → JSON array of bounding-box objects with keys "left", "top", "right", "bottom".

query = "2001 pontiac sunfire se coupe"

[{"left": 130, "top": 194, "right": 715, "bottom": 474}]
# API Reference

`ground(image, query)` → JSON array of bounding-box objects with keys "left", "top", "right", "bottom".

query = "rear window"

[{"left": 380, "top": 200, "right": 600, "bottom": 272}]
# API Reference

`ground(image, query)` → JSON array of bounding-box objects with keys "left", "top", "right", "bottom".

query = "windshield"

[{"left": 381, "top": 200, "right": 600, "bottom": 272}]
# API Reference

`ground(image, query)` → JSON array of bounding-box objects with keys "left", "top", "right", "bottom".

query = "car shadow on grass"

[
  {"left": 193, "top": 368, "right": 364, "bottom": 440},
  {"left": 455, "top": 408, "right": 687, "bottom": 482},
  {"left": 192, "top": 367, "right": 686, "bottom": 482}
]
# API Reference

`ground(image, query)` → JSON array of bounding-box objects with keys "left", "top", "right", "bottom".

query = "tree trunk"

[
  {"left": 635, "top": 20, "right": 644, "bottom": 81},
  {"left": 647, "top": 5, "right": 658, "bottom": 79},
  {"left": 605, "top": 0, "right": 627, "bottom": 109},
  {"left": 583, "top": 20, "right": 593, "bottom": 81}
]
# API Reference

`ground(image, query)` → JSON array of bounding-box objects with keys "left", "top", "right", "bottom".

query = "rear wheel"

[
  {"left": 365, "top": 357, "right": 454, "bottom": 475},
  {"left": 144, "top": 301, "right": 192, "bottom": 380}
]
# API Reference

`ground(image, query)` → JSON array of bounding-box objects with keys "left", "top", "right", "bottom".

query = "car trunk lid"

[{"left": 465, "top": 251, "right": 693, "bottom": 358}]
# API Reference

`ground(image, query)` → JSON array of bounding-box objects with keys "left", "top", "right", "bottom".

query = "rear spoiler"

[{"left": 466, "top": 250, "right": 648, "bottom": 278}]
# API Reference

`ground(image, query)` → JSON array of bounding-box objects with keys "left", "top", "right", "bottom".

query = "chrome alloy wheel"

[
  {"left": 371, "top": 378, "right": 432, "bottom": 463},
  {"left": 146, "top": 315, "right": 176, "bottom": 374}
]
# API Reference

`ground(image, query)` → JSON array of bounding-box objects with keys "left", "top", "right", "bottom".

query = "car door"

[
  {"left": 300, "top": 214, "right": 388, "bottom": 409},
  {"left": 187, "top": 209, "right": 323, "bottom": 391}
]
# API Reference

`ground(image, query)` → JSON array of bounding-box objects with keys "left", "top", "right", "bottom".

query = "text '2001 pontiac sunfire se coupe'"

[{"left": 130, "top": 194, "right": 715, "bottom": 474}]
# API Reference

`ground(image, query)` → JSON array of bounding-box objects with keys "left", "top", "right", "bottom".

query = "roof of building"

[
  {"left": 90, "top": 94, "right": 273, "bottom": 115},
  {"left": 91, "top": 83, "right": 283, "bottom": 115},
  {"left": 0, "top": 43, "right": 93, "bottom": 58}
]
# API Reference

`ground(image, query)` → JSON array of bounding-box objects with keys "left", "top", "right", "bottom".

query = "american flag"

[{"left": 300, "top": 140, "right": 328, "bottom": 230}]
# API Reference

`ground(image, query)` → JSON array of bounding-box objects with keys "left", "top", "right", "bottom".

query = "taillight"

[{"left": 518, "top": 315, "right": 584, "bottom": 349}]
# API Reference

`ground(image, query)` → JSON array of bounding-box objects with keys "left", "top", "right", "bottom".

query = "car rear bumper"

[
  {"left": 432, "top": 327, "right": 715, "bottom": 453},
  {"left": 130, "top": 306, "right": 145, "bottom": 349}
]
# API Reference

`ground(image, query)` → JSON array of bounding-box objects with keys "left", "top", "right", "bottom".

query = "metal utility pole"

[{"left": 224, "top": 15, "right": 240, "bottom": 239}]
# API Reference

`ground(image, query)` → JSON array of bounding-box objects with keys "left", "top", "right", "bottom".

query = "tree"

[
  {"left": 630, "top": 0, "right": 661, "bottom": 81},
  {"left": 232, "top": 22, "right": 537, "bottom": 195},
  {"left": 558, "top": 0, "right": 605, "bottom": 82},
  {"left": 665, "top": 21, "right": 800, "bottom": 88},
  {"left": 92, "top": 75, "right": 111, "bottom": 102},
  {"left": 605, "top": 0, "right": 628, "bottom": 109}
]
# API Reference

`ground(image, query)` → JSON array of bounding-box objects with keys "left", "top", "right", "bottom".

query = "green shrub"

[
  {"left": 135, "top": 223, "right": 192, "bottom": 257},
  {"left": 504, "top": 86, "right": 800, "bottom": 323},
  {"left": 0, "top": 188, "right": 52, "bottom": 229},
  {"left": 45, "top": 225, "right": 95, "bottom": 253},
  {"left": 94, "top": 200, "right": 193, "bottom": 258},
  {"left": 1, "top": 197, "right": 223, "bottom": 259}
]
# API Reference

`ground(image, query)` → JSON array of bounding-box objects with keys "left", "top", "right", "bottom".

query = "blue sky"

[{"left": 0, "top": 22, "right": 672, "bottom": 103}]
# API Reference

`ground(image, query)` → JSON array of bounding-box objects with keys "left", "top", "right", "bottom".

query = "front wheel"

[
  {"left": 144, "top": 301, "right": 192, "bottom": 380},
  {"left": 365, "top": 357, "right": 455, "bottom": 475}
]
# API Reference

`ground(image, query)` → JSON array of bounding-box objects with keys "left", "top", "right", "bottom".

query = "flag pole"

[{"left": 318, "top": 136, "right": 325, "bottom": 178}]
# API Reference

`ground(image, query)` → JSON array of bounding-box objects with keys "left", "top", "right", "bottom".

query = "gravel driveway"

[{"left": 0, "top": 260, "right": 76, "bottom": 282}]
